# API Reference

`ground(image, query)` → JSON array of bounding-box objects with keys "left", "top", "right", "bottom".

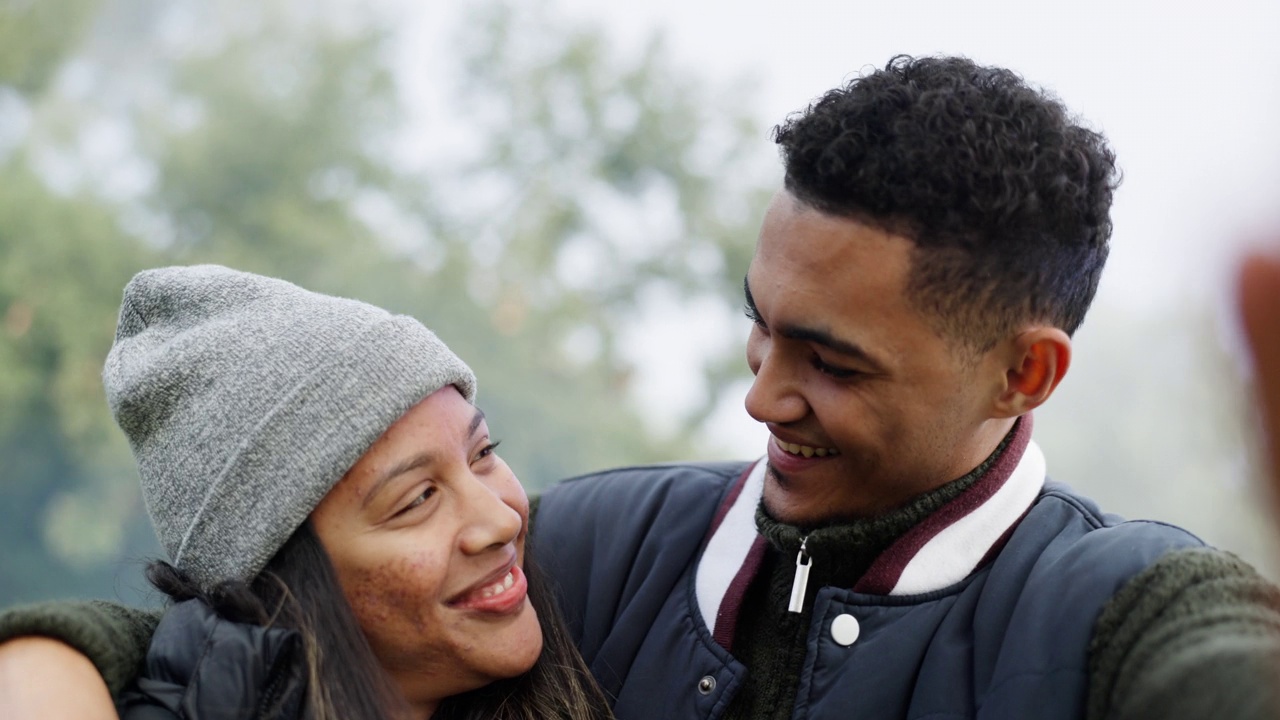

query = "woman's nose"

[{"left": 457, "top": 475, "right": 524, "bottom": 554}]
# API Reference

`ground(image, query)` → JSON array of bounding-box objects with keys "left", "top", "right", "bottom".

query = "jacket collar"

[{"left": 695, "top": 417, "right": 1046, "bottom": 645}]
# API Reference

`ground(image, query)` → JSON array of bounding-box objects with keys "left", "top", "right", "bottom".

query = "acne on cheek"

[
  {"left": 342, "top": 556, "right": 436, "bottom": 632},
  {"left": 343, "top": 570, "right": 396, "bottom": 626}
]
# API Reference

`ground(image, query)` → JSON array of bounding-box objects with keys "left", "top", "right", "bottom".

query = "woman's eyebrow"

[
  {"left": 362, "top": 407, "right": 488, "bottom": 510},
  {"left": 363, "top": 452, "right": 438, "bottom": 510}
]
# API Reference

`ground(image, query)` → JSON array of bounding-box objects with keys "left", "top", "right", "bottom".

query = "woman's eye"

[
  {"left": 401, "top": 487, "right": 435, "bottom": 514},
  {"left": 474, "top": 440, "right": 501, "bottom": 463},
  {"left": 811, "top": 355, "right": 859, "bottom": 379}
]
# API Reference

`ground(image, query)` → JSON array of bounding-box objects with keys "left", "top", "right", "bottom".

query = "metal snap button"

[
  {"left": 698, "top": 675, "right": 716, "bottom": 694},
  {"left": 831, "top": 613, "right": 860, "bottom": 646}
]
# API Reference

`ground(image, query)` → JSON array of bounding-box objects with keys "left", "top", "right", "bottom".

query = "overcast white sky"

[
  {"left": 410, "top": 0, "right": 1280, "bottom": 457},
  {"left": 553, "top": 0, "right": 1280, "bottom": 304}
]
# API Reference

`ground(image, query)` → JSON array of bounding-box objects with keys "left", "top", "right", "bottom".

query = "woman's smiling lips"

[{"left": 449, "top": 562, "right": 529, "bottom": 615}]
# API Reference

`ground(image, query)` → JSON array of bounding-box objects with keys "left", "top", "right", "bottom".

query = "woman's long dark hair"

[{"left": 149, "top": 522, "right": 613, "bottom": 720}]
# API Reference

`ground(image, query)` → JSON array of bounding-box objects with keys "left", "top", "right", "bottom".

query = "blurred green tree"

[
  {"left": 0, "top": 0, "right": 160, "bottom": 602},
  {"left": 0, "top": 0, "right": 770, "bottom": 603}
]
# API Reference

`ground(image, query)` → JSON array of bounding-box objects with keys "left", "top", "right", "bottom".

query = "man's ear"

[{"left": 993, "top": 327, "right": 1072, "bottom": 417}]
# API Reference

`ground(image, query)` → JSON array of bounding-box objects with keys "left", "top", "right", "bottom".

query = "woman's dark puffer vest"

[{"left": 117, "top": 599, "right": 306, "bottom": 719}]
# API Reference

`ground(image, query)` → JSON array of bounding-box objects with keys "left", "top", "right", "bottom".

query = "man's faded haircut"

[{"left": 773, "top": 55, "right": 1120, "bottom": 352}]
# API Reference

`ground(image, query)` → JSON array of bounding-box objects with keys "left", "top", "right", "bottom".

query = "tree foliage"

[{"left": 0, "top": 0, "right": 770, "bottom": 603}]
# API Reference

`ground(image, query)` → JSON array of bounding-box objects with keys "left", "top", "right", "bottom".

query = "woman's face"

[{"left": 310, "top": 385, "right": 542, "bottom": 709}]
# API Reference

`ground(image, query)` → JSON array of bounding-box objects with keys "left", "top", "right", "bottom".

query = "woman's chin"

[
  {"left": 504, "top": 603, "right": 544, "bottom": 677},
  {"left": 473, "top": 601, "right": 545, "bottom": 682},
  {"left": 388, "top": 603, "right": 546, "bottom": 707}
]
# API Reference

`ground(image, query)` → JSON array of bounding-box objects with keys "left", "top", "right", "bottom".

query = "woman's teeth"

[
  {"left": 479, "top": 571, "right": 515, "bottom": 599},
  {"left": 774, "top": 436, "right": 839, "bottom": 458}
]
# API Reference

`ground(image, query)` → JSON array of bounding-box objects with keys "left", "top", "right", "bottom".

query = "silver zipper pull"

[{"left": 788, "top": 535, "right": 811, "bottom": 614}]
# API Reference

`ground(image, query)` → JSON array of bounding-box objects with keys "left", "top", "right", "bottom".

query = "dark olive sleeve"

[
  {"left": 1088, "top": 547, "right": 1280, "bottom": 720},
  {"left": 0, "top": 600, "right": 162, "bottom": 696}
]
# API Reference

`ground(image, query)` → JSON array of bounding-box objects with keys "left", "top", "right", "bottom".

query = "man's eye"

[{"left": 811, "top": 355, "right": 859, "bottom": 379}]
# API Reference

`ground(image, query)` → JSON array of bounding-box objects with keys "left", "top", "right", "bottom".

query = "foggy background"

[{"left": 2, "top": 0, "right": 1279, "bottom": 606}]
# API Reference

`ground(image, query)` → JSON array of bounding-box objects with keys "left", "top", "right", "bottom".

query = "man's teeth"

[
  {"left": 774, "top": 436, "right": 839, "bottom": 458},
  {"left": 479, "top": 571, "right": 515, "bottom": 599}
]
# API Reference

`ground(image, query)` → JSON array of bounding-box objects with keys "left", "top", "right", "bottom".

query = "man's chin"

[
  {"left": 761, "top": 463, "right": 829, "bottom": 526},
  {"left": 762, "top": 461, "right": 885, "bottom": 525},
  {"left": 765, "top": 461, "right": 791, "bottom": 490}
]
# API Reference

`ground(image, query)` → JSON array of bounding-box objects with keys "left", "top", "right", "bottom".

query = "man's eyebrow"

[
  {"left": 362, "top": 406, "right": 487, "bottom": 510},
  {"left": 743, "top": 276, "right": 887, "bottom": 373},
  {"left": 780, "top": 325, "right": 887, "bottom": 373}
]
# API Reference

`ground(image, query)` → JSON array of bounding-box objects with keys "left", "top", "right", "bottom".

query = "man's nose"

[{"left": 744, "top": 344, "right": 808, "bottom": 426}]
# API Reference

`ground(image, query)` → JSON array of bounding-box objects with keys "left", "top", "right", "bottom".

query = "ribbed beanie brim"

[{"left": 105, "top": 265, "right": 476, "bottom": 586}]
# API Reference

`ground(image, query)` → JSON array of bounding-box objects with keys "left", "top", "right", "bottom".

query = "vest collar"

[{"left": 695, "top": 417, "right": 1046, "bottom": 644}]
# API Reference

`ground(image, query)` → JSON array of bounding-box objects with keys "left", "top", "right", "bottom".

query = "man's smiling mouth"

[{"left": 773, "top": 435, "right": 840, "bottom": 458}]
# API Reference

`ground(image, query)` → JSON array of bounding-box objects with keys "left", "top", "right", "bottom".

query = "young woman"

[{"left": 14, "top": 265, "right": 612, "bottom": 720}]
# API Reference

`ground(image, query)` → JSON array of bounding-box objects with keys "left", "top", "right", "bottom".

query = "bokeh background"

[{"left": 2, "top": 0, "right": 1279, "bottom": 606}]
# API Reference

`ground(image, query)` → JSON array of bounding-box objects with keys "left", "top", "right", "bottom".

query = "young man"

[
  {"left": 4, "top": 55, "right": 1280, "bottom": 719},
  {"left": 530, "top": 56, "right": 1280, "bottom": 720}
]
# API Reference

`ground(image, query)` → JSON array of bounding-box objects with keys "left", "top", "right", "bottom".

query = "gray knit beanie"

[{"left": 105, "top": 265, "right": 477, "bottom": 587}]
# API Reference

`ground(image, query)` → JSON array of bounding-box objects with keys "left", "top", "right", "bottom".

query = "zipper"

[{"left": 788, "top": 534, "right": 811, "bottom": 613}]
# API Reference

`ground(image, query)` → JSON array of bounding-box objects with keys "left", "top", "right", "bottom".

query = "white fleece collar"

[{"left": 695, "top": 431, "right": 1047, "bottom": 640}]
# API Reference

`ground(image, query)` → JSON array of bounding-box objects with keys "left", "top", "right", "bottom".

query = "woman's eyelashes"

[
  {"left": 399, "top": 486, "right": 437, "bottom": 515},
  {"left": 396, "top": 442, "right": 502, "bottom": 516},
  {"left": 390, "top": 440, "right": 503, "bottom": 519},
  {"left": 474, "top": 440, "right": 501, "bottom": 464}
]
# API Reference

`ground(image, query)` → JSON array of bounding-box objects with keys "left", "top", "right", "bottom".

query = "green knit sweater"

[{"left": 5, "top": 486, "right": 1280, "bottom": 719}]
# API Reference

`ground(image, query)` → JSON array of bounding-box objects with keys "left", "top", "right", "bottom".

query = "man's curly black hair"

[{"left": 773, "top": 55, "right": 1120, "bottom": 352}]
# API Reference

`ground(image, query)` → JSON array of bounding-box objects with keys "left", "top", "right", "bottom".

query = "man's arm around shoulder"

[
  {"left": 1089, "top": 547, "right": 1280, "bottom": 720},
  {"left": 0, "top": 636, "right": 115, "bottom": 719},
  {"left": 0, "top": 599, "right": 162, "bottom": 718}
]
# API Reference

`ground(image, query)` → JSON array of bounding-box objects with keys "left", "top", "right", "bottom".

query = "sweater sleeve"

[
  {"left": 0, "top": 600, "right": 161, "bottom": 696},
  {"left": 1087, "top": 547, "right": 1280, "bottom": 720}
]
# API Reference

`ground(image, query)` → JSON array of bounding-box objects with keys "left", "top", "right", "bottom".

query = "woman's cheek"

[
  {"left": 495, "top": 464, "right": 530, "bottom": 530},
  {"left": 343, "top": 553, "right": 440, "bottom": 633}
]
